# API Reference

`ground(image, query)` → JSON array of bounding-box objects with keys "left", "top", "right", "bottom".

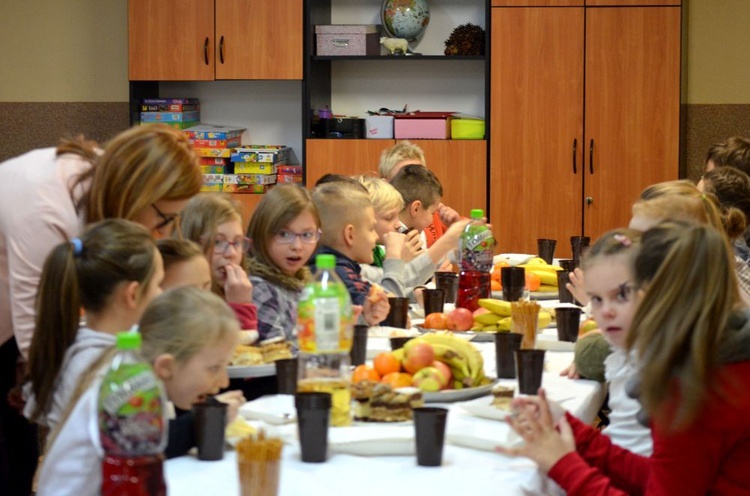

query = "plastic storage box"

[
  {"left": 451, "top": 117, "right": 485, "bottom": 139},
  {"left": 316, "top": 25, "right": 380, "bottom": 56}
]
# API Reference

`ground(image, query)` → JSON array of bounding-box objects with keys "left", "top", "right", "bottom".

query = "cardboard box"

[
  {"left": 233, "top": 163, "right": 278, "bottom": 174},
  {"left": 394, "top": 112, "right": 455, "bottom": 140},
  {"left": 365, "top": 115, "right": 394, "bottom": 139},
  {"left": 315, "top": 25, "right": 380, "bottom": 56}
]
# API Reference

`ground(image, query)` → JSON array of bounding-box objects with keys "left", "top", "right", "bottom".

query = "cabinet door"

[
  {"left": 215, "top": 0, "right": 303, "bottom": 80},
  {"left": 233, "top": 194, "right": 266, "bottom": 231},
  {"left": 305, "top": 139, "right": 395, "bottom": 186},
  {"left": 492, "top": 1, "right": 582, "bottom": 5},
  {"left": 586, "top": 0, "right": 680, "bottom": 6},
  {"left": 490, "top": 8, "right": 584, "bottom": 256},
  {"left": 409, "top": 140, "right": 487, "bottom": 219},
  {"left": 583, "top": 7, "right": 681, "bottom": 238},
  {"left": 128, "top": 0, "right": 214, "bottom": 81}
]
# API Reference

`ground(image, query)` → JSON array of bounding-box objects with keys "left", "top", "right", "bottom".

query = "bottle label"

[
  {"left": 313, "top": 296, "right": 341, "bottom": 351},
  {"left": 464, "top": 229, "right": 493, "bottom": 251}
]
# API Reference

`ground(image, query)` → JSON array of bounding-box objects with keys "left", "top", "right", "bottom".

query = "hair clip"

[
  {"left": 70, "top": 237, "right": 84, "bottom": 257},
  {"left": 613, "top": 234, "right": 632, "bottom": 247}
]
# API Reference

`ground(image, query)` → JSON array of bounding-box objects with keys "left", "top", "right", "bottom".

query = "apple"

[
  {"left": 411, "top": 367, "right": 447, "bottom": 392},
  {"left": 579, "top": 318, "right": 599, "bottom": 337},
  {"left": 431, "top": 361, "right": 453, "bottom": 389},
  {"left": 448, "top": 307, "right": 474, "bottom": 332},
  {"left": 402, "top": 342, "right": 435, "bottom": 374}
]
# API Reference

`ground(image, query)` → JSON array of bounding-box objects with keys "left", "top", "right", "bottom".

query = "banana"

[
  {"left": 479, "top": 324, "right": 499, "bottom": 333},
  {"left": 418, "top": 333, "right": 485, "bottom": 387},
  {"left": 478, "top": 298, "right": 512, "bottom": 316},
  {"left": 538, "top": 311, "right": 552, "bottom": 329},
  {"left": 497, "top": 317, "right": 512, "bottom": 331},
  {"left": 526, "top": 269, "right": 558, "bottom": 286},
  {"left": 537, "top": 284, "right": 558, "bottom": 292},
  {"left": 391, "top": 347, "right": 405, "bottom": 362},
  {"left": 431, "top": 343, "right": 471, "bottom": 381},
  {"left": 470, "top": 323, "right": 484, "bottom": 332},
  {"left": 474, "top": 312, "right": 501, "bottom": 325}
]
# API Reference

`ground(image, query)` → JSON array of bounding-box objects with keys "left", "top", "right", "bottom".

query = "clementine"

[
  {"left": 380, "top": 372, "right": 414, "bottom": 388},
  {"left": 373, "top": 352, "right": 401, "bottom": 376},
  {"left": 491, "top": 279, "right": 502, "bottom": 291},
  {"left": 352, "top": 364, "right": 380, "bottom": 383},
  {"left": 526, "top": 272, "right": 541, "bottom": 292},
  {"left": 423, "top": 312, "right": 451, "bottom": 330}
]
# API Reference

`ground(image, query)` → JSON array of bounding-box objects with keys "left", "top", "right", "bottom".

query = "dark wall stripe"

[{"left": 684, "top": 104, "right": 750, "bottom": 180}]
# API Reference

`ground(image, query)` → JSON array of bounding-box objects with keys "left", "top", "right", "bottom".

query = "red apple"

[
  {"left": 448, "top": 307, "right": 474, "bottom": 331},
  {"left": 403, "top": 342, "right": 435, "bottom": 374},
  {"left": 579, "top": 318, "right": 599, "bottom": 337},
  {"left": 412, "top": 367, "right": 447, "bottom": 392},
  {"left": 431, "top": 361, "right": 453, "bottom": 389}
]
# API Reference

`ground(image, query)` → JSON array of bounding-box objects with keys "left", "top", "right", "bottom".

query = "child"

[
  {"left": 502, "top": 221, "right": 750, "bottom": 494},
  {"left": 311, "top": 181, "right": 390, "bottom": 326},
  {"left": 389, "top": 164, "right": 445, "bottom": 241},
  {"left": 179, "top": 193, "right": 258, "bottom": 332},
  {"left": 36, "top": 287, "right": 243, "bottom": 495},
  {"left": 245, "top": 185, "right": 320, "bottom": 344},
  {"left": 699, "top": 166, "right": 750, "bottom": 264},
  {"left": 157, "top": 238, "right": 212, "bottom": 291},
  {"left": 25, "top": 219, "right": 163, "bottom": 431}
]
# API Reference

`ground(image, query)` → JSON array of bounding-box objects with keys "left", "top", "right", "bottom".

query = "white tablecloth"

[{"left": 166, "top": 341, "right": 604, "bottom": 495}]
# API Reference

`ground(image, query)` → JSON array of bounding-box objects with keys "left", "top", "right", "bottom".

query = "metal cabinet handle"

[
  {"left": 589, "top": 139, "right": 594, "bottom": 175},
  {"left": 586, "top": 197, "right": 594, "bottom": 205},
  {"left": 219, "top": 36, "right": 225, "bottom": 64},
  {"left": 572, "top": 138, "right": 577, "bottom": 174},
  {"left": 203, "top": 37, "right": 209, "bottom": 65}
]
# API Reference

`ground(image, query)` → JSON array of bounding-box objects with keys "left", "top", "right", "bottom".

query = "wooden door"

[
  {"left": 232, "top": 194, "right": 266, "bottom": 230},
  {"left": 410, "top": 140, "right": 487, "bottom": 220},
  {"left": 128, "top": 0, "right": 214, "bottom": 81},
  {"left": 490, "top": 8, "right": 584, "bottom": 256},
  {"left": 215, "top": 0, "right": 303, "bottom": 80},
  {"left": 583, "top": 7, "right": 681, "bottom": 238},
  {"left": 305, "top": 139, "right": 395, "bottom": 186}
]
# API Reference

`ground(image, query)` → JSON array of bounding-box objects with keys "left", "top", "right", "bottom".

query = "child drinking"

[
  {"left": 25, "top": 219, "right": 164, "bottom": 430},
  {"left": 36, "top": 287, "right": 243, "bottom": 495}
]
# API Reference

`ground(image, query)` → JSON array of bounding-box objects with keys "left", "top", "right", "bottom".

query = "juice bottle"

[
  {"left": 98, "top": 332, "right": 167, "bottom": 496},
  {"left": 296, "top": 254, "right": 353, "bottom": 426},
  {"left": 457, "top": 209, "right": 496, "bottom": 311}
]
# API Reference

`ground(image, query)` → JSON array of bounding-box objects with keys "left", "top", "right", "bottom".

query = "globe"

[{"left": 381, "top": 0, "right": 430, "bottom": 42}]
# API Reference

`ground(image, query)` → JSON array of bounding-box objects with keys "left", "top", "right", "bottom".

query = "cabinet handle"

[
  {"left": 219, "top": 36, "right": 225, "bottom": 64},
  {"left": 586, "top": 197, "right": 594, "bottom": 205},
  {"left": 589, "top": 139, "right": 594, "bottom": 175},
  {"left": 203, "top": 37, "right": 209, "bottom": 65},
  {"left": 572, "top": 139, "right": 577, "bottom": 174}
]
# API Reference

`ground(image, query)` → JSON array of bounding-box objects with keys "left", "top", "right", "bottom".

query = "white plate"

[
  {"left": 423, "top": 380, "right": 497, "bottom": 403},
  {"left": 494, "top": 253, "right": 535, "bottom": 266},
  {"left": 446, "top": 409, "right": 523, "bottom": 451},
  {"left": 367, "top": 326, "right": 420, "bottom": 338},
  {"left": 328, "top": 424, "right": 415, "bottom": 456},
  {"left": 239, "top": 394, "right": 296, "bottom": 425},
  {"left": 227, "top": 363, "right": 275, "bottom": 379},
  {"left": 459, "top": 395, "right": 513, "bottom": 422}
]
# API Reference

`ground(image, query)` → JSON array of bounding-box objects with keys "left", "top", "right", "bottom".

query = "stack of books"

[
  {"left": 225, "top": 145, "right": 296, "bottom": 194},
  {"left": 184, "top": 124, "right": 247, "bottom": 192},
  {"left": 140, "top": 98, "right": 200, "bottom": 130}
]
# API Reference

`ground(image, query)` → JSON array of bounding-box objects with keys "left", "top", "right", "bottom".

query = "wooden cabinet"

[
  {"left": 233, "top": 194, "right": 265, "bottom": 230},
  {"left": 490, "top": 5, "right": 681, "bottom": 256},
  {"left": 129, "top": 0, "right": 302, "bottom": 81},
  {"left": 306, "top": 139, "right": 487, "bottom": 217}
]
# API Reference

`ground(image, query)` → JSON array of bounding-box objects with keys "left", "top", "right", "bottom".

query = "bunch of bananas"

[
  {"left": 471, "top": 298, "right": 552, "bottom": 332},
  {"left": 517, "top": 257, "right": 563, "bottom": 292},
  {"left": 399, "top": 333, "right": 490, "bottom": 389}
]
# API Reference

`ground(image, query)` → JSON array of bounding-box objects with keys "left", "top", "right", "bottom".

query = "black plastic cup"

[
  {"left": 557, "top": 270, "right": 575, "bottom": 304},
  {"left": 349, "top": 325, "right": 369, "bottom": 366},
  {"left": 537, "top": 239, "right": 557, "bottom": 265},
  {"left": 382, "top": 296, "right": 410, "bottom": 328},
  {"left": 556, "top": 307, "right": 582, "bottom": 343},
  {"left": 194, "top": 401, "right": 228, "bottom": 461},
  {"left": 501, "top": 267, "right": 526, "bottom": 302},
  {"left": 413, "top": 407, "right": 448, "bottom": 467},
  {"left": 495, "top": 332, "right": 523, "bottom": 379},
  {"left": 570, "top": 236, "right": 591, "bottom": 266},
  {"left": 516, "top": 349, "right": 546, "bottom": 395},
  {"left": 558, "top": 258, "right": 577, "bottom": 273},
  {"left": 295, "top": 392, "right": 331, "bottom": 463},
  {"left": 275, "top": 357, "right": 298, "bottom": 395},
  {"left": 422, "top": 289, "right": 445, "bottom": 317},
  {"left": 390, "top": 336, "right": 413, "bottom": 350},
  {"left": 434, "top": 272, "right": 459, "bottom": 304}
]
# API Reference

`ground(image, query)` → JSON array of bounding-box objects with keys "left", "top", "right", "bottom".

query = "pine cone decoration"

[{"left": 444, "top": 23, "right": 485, "bottom": 56}]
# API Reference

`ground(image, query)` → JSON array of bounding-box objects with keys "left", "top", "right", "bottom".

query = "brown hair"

[
  {"left": 706, "top": 136, "right": 750, "bottom": 176},
  {"left": 581, "top": 228, "right": 642, "bottom": 272},
  {"left": 61, "top": 125, "right": 202, "bottom": 224},
  {"left": 246, "top": 185, "right": 319, "bottom": 291},
  {"left": 389, "top": 164, "right": 443, "bottom": 211},
  {"left": 378, "top": 140, "right": 426, "bottom": 179},
  {"left": 156, "top": 238, "right": 205, "bottom": 271},
  {"left": 27, "top": 219, "right": 157, "bottom": 422},
  {"left": 312, "top": 181, "right": 373, "bottom": 247},
  {"left": 701, "top": 166, "right": 750, "bottom": 223},
  {"left": 627, "top": 221, "right": 740, "bottom": 430}
]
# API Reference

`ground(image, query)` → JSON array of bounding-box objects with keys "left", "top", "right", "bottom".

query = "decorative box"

[
  {"left": 365, "top": 115, "right": 394, "bottom": 139},
  {"left": 315, "top": 25, "right": 380, "bottom": 56},
  {"left": 394, "top": 112, "right": 455, "bottom": 140},
  {"left": 451, "top": 117, "right": 485, "bottom": 139}
]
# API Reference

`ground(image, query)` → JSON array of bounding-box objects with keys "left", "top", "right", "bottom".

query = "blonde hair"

[
  {"left": 354, "top": 175, "right": 404, "bottom": 214},
  {"left": 627, "top": 221, "right": 740, "bottom": 430},
  {"left": 67, "top": 125, "right": 202, "bottom": 224},
  {"left": 378, "top": 140, "right": 426, "bottom": 179},
  {"left": 312, "top": 181, "right": 373, "bottom": 247},
  {"left": 639, "top": 179, "right": 697, "bottom": 201}
]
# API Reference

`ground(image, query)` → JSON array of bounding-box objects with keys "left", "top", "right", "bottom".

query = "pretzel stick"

[{"left": 511, "top": 300, "right": 541, "bottom": 350}]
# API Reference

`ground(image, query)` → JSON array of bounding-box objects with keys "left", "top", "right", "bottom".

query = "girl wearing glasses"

[{"left": 179, "top": 193, "right": 258, "bottom": 334}]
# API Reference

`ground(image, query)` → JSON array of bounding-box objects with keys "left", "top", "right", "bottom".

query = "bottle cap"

[
  {"left": 116, "top": 331, "right": 141, "bottom": 350},
  {"left": 316, "top": 253, "right": 336, "bottom": 270},
  {"left": 470, "top": 209, "right": 484, "bottom": 219}
]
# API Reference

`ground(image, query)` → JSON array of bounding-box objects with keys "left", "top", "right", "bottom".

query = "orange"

[
  {"left": 491, "top": 279, "right": 502, "bottom": 291},
  {"left": 423, "top": 312, "right": 451, "bottom": 330},
  {"left": 526, "top": 272, "right": 541, "bottom": 292},
  {"left": 352, "top": 364, "right": 380, "bottom": 383},
  {"left": 373, "top": 352, "right": 401, "bottom": 376},
  {"left": 380, "top": 372, "right": 413, "bottom": 388}
]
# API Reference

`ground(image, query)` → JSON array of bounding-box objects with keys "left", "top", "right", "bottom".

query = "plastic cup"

[
  {"left": 194, "top": 401, "right": 228, "bottom": 461},
  {"left": 390, "top": 336, "right": 413, "bottom": 351},
  {"left": 556, "top": 307, "right": 582, "bottom": 343},
  {"left": 495, "top": 332, "right": 523, "bottom": 379},
  {"left": 570, "top": 236, "right": 591, "bottom": 266},
  {"left": 501, "top": 267, "right": 526, "bottom": 302},
  {"left": 558, "top": 258, "right": 577, "bottom": 272},
  {"left": 537, "top": 239, "right": 557, "bottom": 265},
  {"left": 349, "top": 325, "right": 368, "bottom": 366},
  {"left": 422, "top": 289, "right": 445, "bottom": 317},
  {"left": 413, "top": 407, "right": 448, "bottom": 467},
  {"left": 382, "top": 297, "right": 410, "bottom": 328},
  {"left": 295, "top": 392, "right": 331, "bottom": 463},
  {"left": 434, "top": 272, "right": 459, "bottom": 304},
  {"left": 515, "top": 350, "right": 546, "bottom": 395},
  {"left": 557, "top": 271, "right": 575, "bottom": 304},
  {"left": 275, "top": 358, "right": 298, "bottom": 395}
]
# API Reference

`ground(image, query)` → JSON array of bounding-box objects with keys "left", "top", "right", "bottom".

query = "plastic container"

[
  {"left": 457, "top": 209, "right": 496, "bottom": 311},
  {"left": 451, "top": 118, "right": 485, "bottom": 139},
  {"left": 98, "top": 332, "right": 167, "bottom": 496}
]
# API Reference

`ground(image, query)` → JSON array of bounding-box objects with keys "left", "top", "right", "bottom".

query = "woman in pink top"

[{"left": 0, "top": 124, "right": 202, "bottom": 496}]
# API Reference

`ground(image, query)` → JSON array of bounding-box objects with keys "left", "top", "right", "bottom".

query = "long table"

[{"left": 166, "top": 339, "right": 605, "bottom": 495}]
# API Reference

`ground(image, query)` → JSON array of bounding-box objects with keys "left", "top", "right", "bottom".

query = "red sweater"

[
  {"left": 229, "top": 302, "right": 258, "bottom": 330},
  {"left": 424, "top": 211, "right": 447, "bottom": 248},
  {"left": 549, "top": 361, "right": 750, "bottom": 495}
]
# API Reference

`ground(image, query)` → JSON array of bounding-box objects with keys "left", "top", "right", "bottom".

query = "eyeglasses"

[
  {"left": 274, "top": 230, "right": 321, "bottom": 245},
  {"left": 214, "top": 237, "right": 251, "bottom": 254},
  {"left": 152, "top": 203, "right": 179, "bottom": 231}
]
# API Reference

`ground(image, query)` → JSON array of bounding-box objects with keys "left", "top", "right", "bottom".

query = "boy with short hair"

[
  {"left": 311, "top": 181, "right": 390, "bottom": 326},
  {"left": 390, "top": 164, "right": 445, "bottom": 235}
]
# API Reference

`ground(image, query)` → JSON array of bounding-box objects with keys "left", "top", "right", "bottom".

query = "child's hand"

[
  {"left": 443, "top": 219, "right": 471, "bottom": 244},
  {"left": 223, "top": 264, "right": 253, "bottom": 304},
  {"left": 401, "top": 229, "right": 423, "bottom": 262},
  {"left": 438, "top": 204, "right": 461, "bottom": 226},
  {"left": 567, "top": 268, "right": 588, "bottom": 305},
  {"left": 560, "top": 361, "right": 581, "bottom": 379},
  {"left": 215, "top": 390, "right": 246, "bottom": 424},
  {"left": 381, "top": 231, "right": 406, "bottom": 259},
  {"left": 363, "top": 288, "right": 390, "bottom": 326}
]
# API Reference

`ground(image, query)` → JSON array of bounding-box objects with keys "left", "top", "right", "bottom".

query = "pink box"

[
  {"left": 315, "top": 25, "right": 380, "bottom": 56},
  {"left": 394, "top": 112, "right": 455, "bottom": 139}
]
